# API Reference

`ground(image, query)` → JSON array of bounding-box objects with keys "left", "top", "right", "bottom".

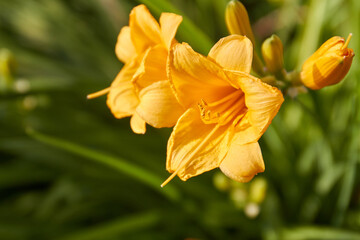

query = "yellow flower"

[
  {"left": 161, "top": 35, "right": 284, "bottom": 187},
  {"left": 87, "top": 5, "right": 184, "bottom": 134},
  {"left": 300, "top": 34, "right": 354, "bottom": 90}
]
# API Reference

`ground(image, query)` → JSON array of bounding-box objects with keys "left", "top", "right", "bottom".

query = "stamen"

[
  {"left": 87, "top": 87, "right": 111, "bottom": 99},
  {"left": 219, "top": 96, "right": 246, "bottom": 124},
  {"left": 206, "top": 90, "right": 243, "bottom": 107},
  {"left": 198, "top": 90, "right": 246, "bottom": 125},
  {"left": 342, "top": 33, "right": 352, "bottom": 50},
  {"left": 198, "top": 99, "right": 220, "bottom": 123},
  {"left": 161, "top": 124, "right": 221, "bottom": 187},
  {"left": 160, "top": 171, "right": 177, "bottom": 188}
]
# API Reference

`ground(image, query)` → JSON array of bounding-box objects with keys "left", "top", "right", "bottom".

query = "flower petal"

[
  {"left": 130, "top": 112, "right": 146, "bottom": 134},
  {"left": 115, "top": 26, "right": 136, "bottom": 63},
  {"left": 136, "top": 80, "right": 184, "bottom": 128},
  {"left": 167, "top": 108, "right": 231, "bottom": 181},
  {"left": 305, "top": 36, "right": 344, "bottom": 66},
  {"left": 129, "top": 5, "right": 162, "bottom": 54},
  {"left": 301, "top": 53, "right": 354, "bottom": 89},
  {"left": 208, "top": 35, "right": 253, "bottom": 73},
  {"left": 220, "top": 142, "right": 264, "bottom": 182},
  {"left": 225, "top": 70, "right": 284, "bottom": 144},
  {"left": 160, "top": 13, "right": 182, "bottom": 50},
  {"left": 169, "top": 43, "right": 234, "bottom": 108},
  {"left": 132, "top": 45, "right": 168, "bottom": 91},
  {"left": 106, "top": 59, "right": 139, "bottom": 119}
]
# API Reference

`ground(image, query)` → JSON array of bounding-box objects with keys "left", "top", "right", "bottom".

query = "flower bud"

[
  {"left": 225, "top": 1, "right": 265, "bottom": 75},
  {"left": 300, "top": 34, "right": 354, "bottom": 90},
  {"left": 0, "top": 49, "right": 17, "bottom": 92},
  {"left": 248, "top": 177, "right": 267, "bottom": 204},
  {"left": 225, "top": 0, "right": 255, "bottom": 44},
  {"left": 261, "top": 34, "right": 284, "bottom": 75},
  {"left": 213, "top": 172, "right": 231, "bottom": 191}
]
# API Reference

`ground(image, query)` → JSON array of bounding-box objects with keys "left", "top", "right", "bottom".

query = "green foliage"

[{"left": 0, "top": 0, "right": 359, "bottom": 239}]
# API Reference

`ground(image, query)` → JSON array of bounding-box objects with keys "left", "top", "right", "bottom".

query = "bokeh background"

[{"left": 0, "top": 0, "right": 359, "bottom": 239}]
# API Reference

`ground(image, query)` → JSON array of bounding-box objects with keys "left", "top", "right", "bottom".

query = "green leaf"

[
  {"left": 27, "top": 128, "right": 181, "bottom": 202},
  {"left": 282, "top": 226, "right": 360, "bottom": 240},
  {"left": 57, "top": 211, "right": 161, "bottom": 240}
]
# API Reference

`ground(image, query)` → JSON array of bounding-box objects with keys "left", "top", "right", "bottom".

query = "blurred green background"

[{"left": 0, "top": 0, "right": 359, "bottom": 239}]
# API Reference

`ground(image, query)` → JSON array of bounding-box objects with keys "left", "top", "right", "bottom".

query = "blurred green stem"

[
  {"left": 297, "top": 0, "right": 327, "bottom": 66},
  {"left": 27, "top": 128, "right": 181, "bottom": 202},
  {"left": 332, "top": 101, "right": 359, "bottom": 226}
]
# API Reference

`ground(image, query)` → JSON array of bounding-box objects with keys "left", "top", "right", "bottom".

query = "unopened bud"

[
  {"left": 225, "top": 1, "right": 265, "bottom": 75},
  {"left": 300, "top": 34, "right": 354, "bottom": 90},
  {"left": 225, "top": 0, "right": 255, "bottom": 44},
  {"left": 213, "top": 172, "right": 231, "bottom": 191},
  {"left": 248, "top": 177, "right": 267, "bottom": 204},
  {"left": 261, "top": 35, "right": 284, "bottom": 75},
  {"left": 0, "top": 49, "right": 17, "bottom": 90}
]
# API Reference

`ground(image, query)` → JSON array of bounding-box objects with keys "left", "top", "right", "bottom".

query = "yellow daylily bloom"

[
  {"left": 162, "top": 35, "right": 284, "bottom": 187},
  {"left": 300, "top": 34, "right": 354, "bottom": 90},
  {"left": 87, "top": 5, "right": 184, "bottom": 134}
]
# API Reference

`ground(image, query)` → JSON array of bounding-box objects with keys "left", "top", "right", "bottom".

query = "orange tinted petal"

[
  {"left": 130, "top": 112, "right": 146, "bottom": 134},
  {"left": 169, "top": 43, "right": 234, "bottom": 108},
  {"left": 115, "top": 26, "right": 136, "bottom": 63},
  {"left": 208, "top": 35, "right": 253, "bottom": 73},
  {"left": 129, "top": 5, "right": 162, "bottom": 54},
  {"left": 225, "top": 70, "right": 283, "bottom": 144},
  {"left": 107, "top": 59, "right": 139, "bottom": 119},
  {"left": 136, "top": 80, "right": 184, "bottom": 128},
  {"left": 301, "top": 51, "right": 354, "bottom": 90},
  {"left": 160, "top": 13, "right": 182, "bottom": 50},
  {"left": 220, "top": 142, "right": 264, "bottom": 182},
  {"left": 305, "top": 36, "right": 344, "bottom": 65},
  {"left": 132, "top": 45, "right": 168, "bottom": 91},
  {"left": 166, "top": 108, "right": 231, "bottom": 181}
]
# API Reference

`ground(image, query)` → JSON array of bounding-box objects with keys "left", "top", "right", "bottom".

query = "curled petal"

[
  {"left": 225, "top": 70, "right": 284, "bottom": 144},
  {"left": 129, "top": 4, "right": 162, "bottom": 54},
  {"left": 107, "top": 60, "right": 139, "bottom": 119},
  {"left": 304, "top": 36, "right": 344, "bottom": 66},
  {"left": 167, "top": 108, "right": 231, "bottom": 181},
  {"left": 130, "top": 112, "right": 146, "bottom": 134},
  {"left": 136, "top": 80, "right": 184, "bottom": 128},
  {"left": 220, "top": 142, "right": 264, "bottom": 182},
  {"left": 169, "top": 43, "right": 234, "bottom": 108},
  {"left": 115, "top": 26, "right": 136, "bottom": 63},
  {"left": 132, "top": 45, "right": 168, "bottom": 91},
  {"left": 160, "top": 13, "right": 182, "bottom": 50},
  {"left": 208, "top": 35, "right": 253, "bottom": 73}
]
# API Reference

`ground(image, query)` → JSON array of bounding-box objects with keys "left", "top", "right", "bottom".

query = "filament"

[{"left": 87, "top": 87, "right": 110, "bottom": 99}]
